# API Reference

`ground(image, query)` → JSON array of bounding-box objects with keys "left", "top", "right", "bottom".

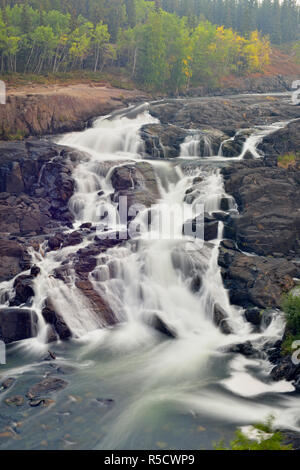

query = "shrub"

[
  {"left": 282, "top": 293, "right": 300, "bottom": 335},
  {"left": 277, "top": 152, "right": 300, "bottom": 169},
  {"left": 214, "top": 416, "right": 292, "bottom": 450}
]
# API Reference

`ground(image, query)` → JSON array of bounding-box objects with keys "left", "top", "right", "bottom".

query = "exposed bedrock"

[
  {"left": 141, "top": 123, "right": 226, "bottom": 158},
  {"left": 258, "top": 119, "right": 300, "bottom": 159},
  {"left": 147, "top": 95, "right": 300, "bottom": 130},
  {"left": 0, "top": 139, "right": 75, "bottom": 234},
  {"left": 218, "top": 240, "right": 298, "bottom": 309},
  {"left": 221, "top": 157, "right": 300, "bottom": 258},
  {"left": 0, "top": 87, "right": 148, "bottom": 140},
  {"left": 141, "top": 96, "right": 299, "bottom": 159}
]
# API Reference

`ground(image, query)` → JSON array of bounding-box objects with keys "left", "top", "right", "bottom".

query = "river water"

[{"left": 0, "top": 100, "right": 299, "bottom": 450}]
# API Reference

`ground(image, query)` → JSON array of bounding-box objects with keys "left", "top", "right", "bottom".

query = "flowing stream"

[{"left": 0, "top": 101, "right": 299, "bottom": 450}]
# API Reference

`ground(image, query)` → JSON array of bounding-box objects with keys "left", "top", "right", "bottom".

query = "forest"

[{"left": 0, "top": 0, "right": 299, "bottom": 92}]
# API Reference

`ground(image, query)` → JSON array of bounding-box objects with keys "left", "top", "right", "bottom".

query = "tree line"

[
  {"left": 2, "top": 0, "right": 299, "bottom": 44},
  {"left": 0, "top": 1, "right": 272, "bottom": 92}
]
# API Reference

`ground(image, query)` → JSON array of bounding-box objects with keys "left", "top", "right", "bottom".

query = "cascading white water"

[
  {"left": 180, "top": 133, "right": 213, "bottom": 157},
  {"left": 1, "top": 101, "right": 299, "bottom": 450},
  {"left": 239, "top": 121, "right": 290, "bottom": 159}
]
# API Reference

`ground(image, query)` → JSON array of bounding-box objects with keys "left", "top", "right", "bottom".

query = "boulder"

[
  {"left": 244, "top": 307, "right": 261, "bottom": 326},
  {"left": 147, "top": 314, "right": 177, "bottom": 338},
  {"left": 0, "top": 308, "right": 38, "bottom": 344},
  {"left": 227, "top": 341, "right": 260, "bottom": 357},
  {"left": 10, "top": 274, "right": 35, "bottom": 306},
  {"left": 42, "top": 298, "right": 72, "bottom": 341},
  {"left": 213, "top": 303, "right": 233, "bottom": 335}
]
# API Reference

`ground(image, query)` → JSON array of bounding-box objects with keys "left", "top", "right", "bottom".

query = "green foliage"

[
  {"left": 215, "top": 416, "right": 292, "bottom": 450},
  {"left": 282, "top": 293, "right": 300, "bottom": 335},
  {"left": 0, "top": 1, "right": 272, "bottom": 91},
  {"left": 281, "top": 333, "right": 300, "bottom": 356}
]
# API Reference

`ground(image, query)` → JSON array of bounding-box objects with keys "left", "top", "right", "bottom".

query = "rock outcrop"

[
  {"left": 0, "top": 308, "right": 38, "bottom": 344},
  {"left": 0, "top": 85, "right": 147, "bottom": 140},
  {"left": 218, "top": 240, "right": 298, "bottom": 309}
]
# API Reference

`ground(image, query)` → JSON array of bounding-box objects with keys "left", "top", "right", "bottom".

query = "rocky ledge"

[
  {"left": 219, "top": 119, "right": 300, "bottom": 385},
  {"left": 141, "top": 95, "right": 300, "bottom": 159},
  {"left": 0, "top": 84, "right": 148, "bottom": 140}
]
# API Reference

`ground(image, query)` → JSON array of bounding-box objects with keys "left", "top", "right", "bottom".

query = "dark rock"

[
  {"left": 221, "top": 156, "right": 300, "bottom": 257},
  {"left": 183, "top": 214, "right": 218, "bottom": 241},
  {"left": 62, "top": 231, "right": 83, "bottom": 248},
  {"left": 111, "top": 162, "right": 159, "bottom": 213},
  {"left": 11, "top": 274, "right": 35, "bottom": 306},
  {"left": 27, "top": 377, "right": 68, "bottom": 399},
  {"left": 218, "top": 245, "right": 297, "bottom": 309},
  {"left": 258, "top": 120, "right": 300, "bottom": 159},
  {"left": 220, "top": 197, "right": 231, "bottom": 211},
  {"left": 80, "top": 222, "right": 92, "bottom": 229},
  {"left": 190, "top": 274, "right": 202, "bottom": 293},
  {"left": 0, "top": 140, "right": 76, "bottom": 267},
  {"left": 213, "top": 304, "right": 233, "bottom": 335},
  {"left": 270, "top": 357, "right": 300, "bottom": 382},
  {"left": 30, "top": 265, "right": 40, "bottom": 277},
  {"left": 42, "top": 299, "right": 72, "bottom": 341},
  {"left": 148, "top": 95, "right": 299, "bottom": 132},
  {"left": 140, "top": 123, "right": 188, "bottom": 158},
  {"left": 0, "top": 240, "right": 28, "bottom": 282},
  {"left": 245, "top": 307, "right": 261, "bottom": 326},
  {"left": 147, "top": 314, "right": 177, "bottom": 338},
  {"left": 0, "top": 308, "right": 38, "bottom": 344},
  {"left": 48, "top": 232, "right": 65, "bottom": 251},
  {"left": 228, "top": 341, "right": 259, "bottom": 357}
]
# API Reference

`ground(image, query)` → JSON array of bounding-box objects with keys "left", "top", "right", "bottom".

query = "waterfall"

[
  {"left": 1, "top": 101, "right": 298, "bottom": 450},
  {"left": 180, "top": 133, "right": 213, "bottom": 157}
]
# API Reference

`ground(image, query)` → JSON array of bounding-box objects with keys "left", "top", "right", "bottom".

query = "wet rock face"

[
  {"left": 140, "top": 123, "right": 189, "bottom": 158},
  {"left": 141, "top": 123, "right": 226, "bottom": 159},
  {"left": 0, "top": 139, "right": 75, "bottom": 237},
  {"left": 42, "top": 298, "right": 72, "bottom": 341},
  {"left": 258, "top": 120, "right": 300, "bottom": 159},
  {"left": 111, "top": 161, "right": 160, "bottom": 211},
  {"left": 218, "top": 241, "right": 298, "bottom": 309},
  {"left": 213, "top": 304, "right": 233, "bottom": 335},
  {"left": 148, "top": 96, "right": 300, "bottom": 131},
  {"left": 0, "top": 308, "right": 38, "bottom": 344},
  {"left": 0, "top": 239, "right": 30, "bottom": 283},
  {"left": 222, "top": 158, "right": 300, "bottom": 257}
]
